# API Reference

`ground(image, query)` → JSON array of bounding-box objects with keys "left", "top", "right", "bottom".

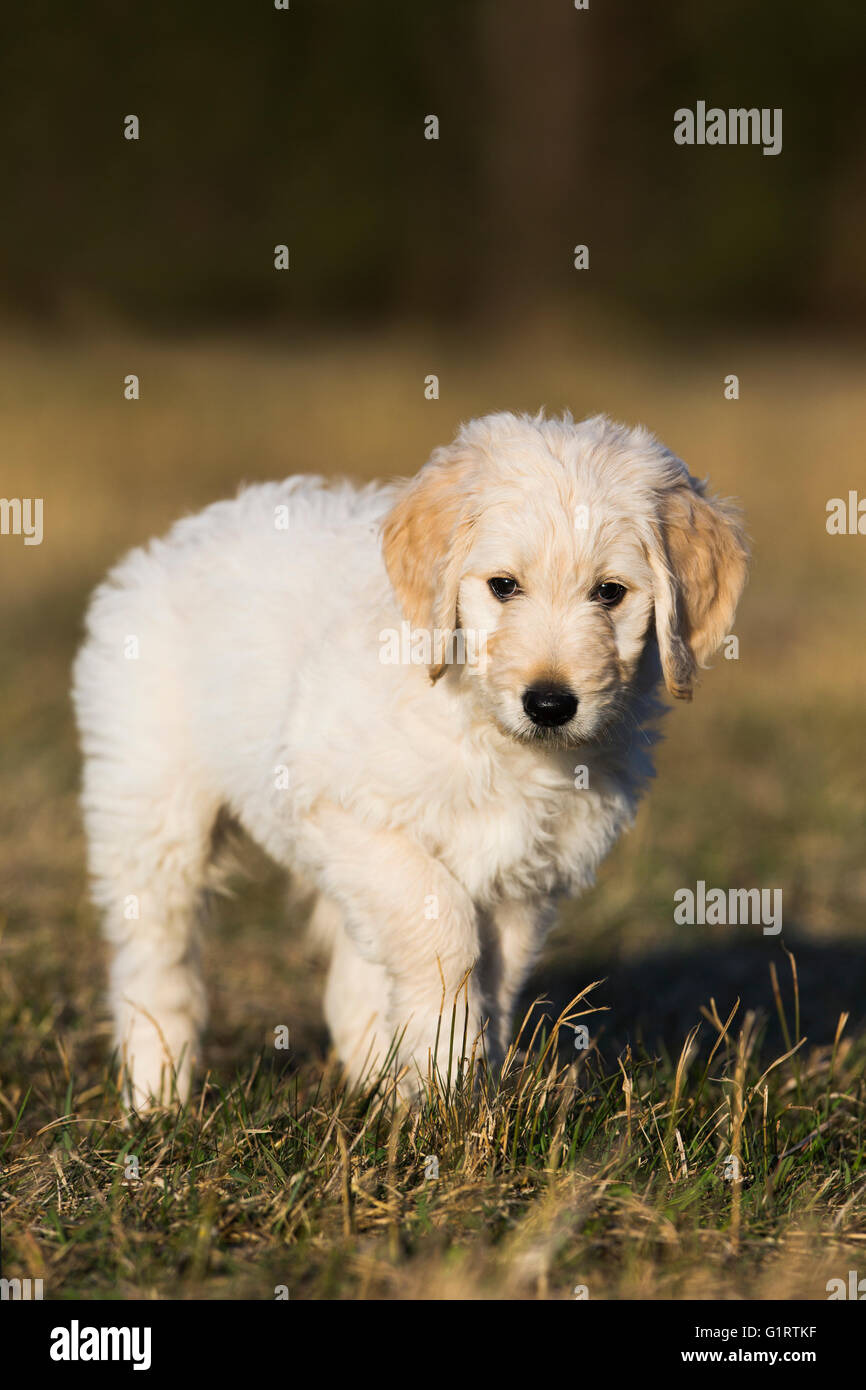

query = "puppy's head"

[{"left": 382, "top": 412, "right": 748, "bottom": 745}]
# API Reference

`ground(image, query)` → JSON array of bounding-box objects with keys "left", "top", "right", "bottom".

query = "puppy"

[{"left": 72, "top": 411, "right": 748, "bottom": 1105}]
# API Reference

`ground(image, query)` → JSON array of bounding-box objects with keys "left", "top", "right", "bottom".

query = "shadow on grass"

[{"left": 528, "top": 929, "right": 866, "bottom": 1063}]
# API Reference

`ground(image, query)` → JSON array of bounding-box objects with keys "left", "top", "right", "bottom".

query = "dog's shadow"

[
  {"left": 208, "top": 895, "right": 866, "bottom": 1081},
  {"left": 522, "top": 929, "right": 866, "bottom": 1063}
]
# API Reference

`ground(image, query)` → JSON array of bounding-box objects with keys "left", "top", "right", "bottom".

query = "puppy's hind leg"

[{"left": 83, "top": 773, "right": 219, "bottom": 1109}]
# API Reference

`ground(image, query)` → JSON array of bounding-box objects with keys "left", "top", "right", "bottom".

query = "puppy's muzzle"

[{"left": 522, "top": 684, "right": 578, "bottom": 728}]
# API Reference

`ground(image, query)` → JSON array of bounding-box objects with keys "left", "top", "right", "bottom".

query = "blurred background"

[
  {"left": 3, "top": 0, "right": 866, "bottom": 331},
  {"left": 2, "top": 0, "right": 865, "bottom": 1090}
]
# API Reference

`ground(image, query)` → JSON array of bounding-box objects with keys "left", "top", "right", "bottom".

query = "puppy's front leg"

[
  {"left": 486, "top": 898, "right": 551, "bottom": 1060},
  {"left": 301, "top": 804, "right": 486, "bottom": 1093}
]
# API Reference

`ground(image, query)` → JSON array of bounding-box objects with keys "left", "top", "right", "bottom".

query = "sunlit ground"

[{"left": 2, "top": 320, "right": 864, "bottom": 1297}]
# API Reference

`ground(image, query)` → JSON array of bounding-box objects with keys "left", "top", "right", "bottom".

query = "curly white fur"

[{"left": 72, "top": 411, "right": 747, "bottom": 1105}]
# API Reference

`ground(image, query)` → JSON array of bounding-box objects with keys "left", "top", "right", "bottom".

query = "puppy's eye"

[
  {"left": 592, "top": 581, "right": 627, "bottom": 608},
  {"left": 488, "top": 576, "right": 519, "bottom": 601}
]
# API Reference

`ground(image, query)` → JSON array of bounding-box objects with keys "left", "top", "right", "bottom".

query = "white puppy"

[{"left": 73, "top": 411, "right": 748, "bottom": 1105}]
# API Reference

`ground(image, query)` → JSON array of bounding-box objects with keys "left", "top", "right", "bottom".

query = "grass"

[
  {"left": 1, "top": 319, "right": 865, "bottom": 1299},
  {"left": 4, "top": 973, "right": 865, "bottom": 1300}
]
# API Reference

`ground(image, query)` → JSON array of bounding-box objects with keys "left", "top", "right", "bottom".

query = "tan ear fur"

[
  {"left": 381, "top": 447, "right": 477, "bottom": 681},
  {"left": 650, "top": 481, "right": 749, "bottom": 700}
]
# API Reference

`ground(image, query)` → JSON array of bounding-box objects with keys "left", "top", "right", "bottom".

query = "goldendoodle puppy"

[{"left": 73, "top": 411, "right": 748, "bottom": 1105}]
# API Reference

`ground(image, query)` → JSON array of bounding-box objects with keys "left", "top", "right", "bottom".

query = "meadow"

[{"left": 2, "top": 321, "right": 865, "bottom": 1299}]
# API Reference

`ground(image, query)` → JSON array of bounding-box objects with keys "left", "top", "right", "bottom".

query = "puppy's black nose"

[{"left": 522, "top": 684, "right": 578, "bottom": 728}]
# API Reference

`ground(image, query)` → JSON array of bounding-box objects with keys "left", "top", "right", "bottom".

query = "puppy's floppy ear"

[
  {"left": 381, "top": 443, "right": 478, "bottom": 681},
  {"left": 647, "top": 477, "right": 749, "bottom": 700}
]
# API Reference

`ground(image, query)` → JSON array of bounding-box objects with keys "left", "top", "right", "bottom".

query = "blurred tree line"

[{"left": 2, "top": 0, "right": 864, "bottom": 332}]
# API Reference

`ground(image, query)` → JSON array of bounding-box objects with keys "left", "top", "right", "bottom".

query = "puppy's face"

[
  {"left": 383, "top": 412, "right": 748, "bottom": 748},
  {"left": 456, "top": 483, "right": 656, "bottom": 744}
]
